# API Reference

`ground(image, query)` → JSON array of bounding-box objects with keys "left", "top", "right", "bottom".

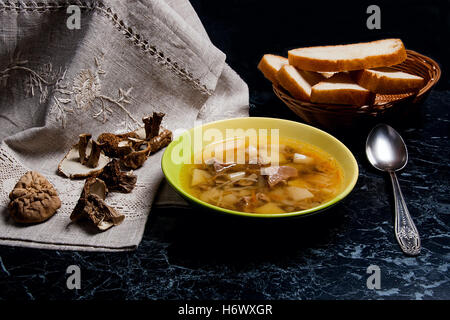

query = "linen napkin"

[{"left": 0, "top": 0, "right": 249, "bottom": 251}]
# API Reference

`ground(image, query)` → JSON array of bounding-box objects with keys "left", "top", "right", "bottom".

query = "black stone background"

[{"left": 0, "top": 0, "right": 449, "bottom": 300}]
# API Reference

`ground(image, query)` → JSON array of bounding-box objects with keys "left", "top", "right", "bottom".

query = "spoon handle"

[{"left": 389, "top": 171, "right": 421, "bottom": 256}]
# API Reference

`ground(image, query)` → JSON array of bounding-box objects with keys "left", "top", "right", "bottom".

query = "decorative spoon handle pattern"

[{"left": 389, "top": 171, "right": 421, "bottom": 256}]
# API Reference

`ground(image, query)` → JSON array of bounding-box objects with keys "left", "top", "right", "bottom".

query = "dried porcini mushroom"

[
  {"left": 148, "top": 128, "right": 172, "bottom": 154},
  {"left": 116, "top": 140, "right": 134, "bottom": 156},
  {"left": 151, "top": 112, "right": 165, "bottom": 137},
  {"left": 143, "top": 112, "right": 165, "bottom": 139},
  {"left": 120, "top": 113, "right": 172, "bottom": 168},
  {"left": 58, "top": 135, "right": 110, "bottom": 179},
  {"left": 77, "top": 133, "right": 104, "bottom": 167},
  {"left": 98, "top": 159, "right": 137, "bottom": 193},
  {"left": 142, "top": 115, "right": 153, "bottom": 140},
  {"left": 121, "top": 142, "right": 152, "bottom": 170},
  {"left": 97, "top": 132, "right": 139, "bottom": 158},
  {"left": 85, "top": 140, "right": 105, "bottom": 168},
  {"left": 96, "top": 112, "right": 172, "bottom": 170},
  {"left": 71, "top": 194, "right": 125, "bottom": 231},
  {"left": 71, "top": 177, "right": 124, "bottom": 231},
  {"left": 81, "top": 177, "right": 108, "bottom": 199},
  {"left": 8, "top": 171, "right": 61, "bottom": 223},
  {"left": 78, "top": 133, "right": 92, "bottom": 165},
  {"left": 127, "top": 137, "right": 146, "bottom": 150}
]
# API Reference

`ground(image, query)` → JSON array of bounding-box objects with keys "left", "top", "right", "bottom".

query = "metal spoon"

[{"left": 366, "top": 124, "right": 421, "bottom": 256}]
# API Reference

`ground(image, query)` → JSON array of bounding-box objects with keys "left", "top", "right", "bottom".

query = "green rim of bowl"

[{"left": 162, "top": 117, "right": 359, "bottom": 218}]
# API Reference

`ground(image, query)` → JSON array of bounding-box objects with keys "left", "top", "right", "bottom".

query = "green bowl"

[{"left": 162, "top": 117, "right": 358, "bottom": 218}]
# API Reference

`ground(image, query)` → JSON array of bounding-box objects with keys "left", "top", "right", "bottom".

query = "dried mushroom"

[
  {"left": 143, "top": 112, "right": 165, "bottom": 139},
  {"left": 142, "top": 115, "right": 153, "bottom": 140},
  {"left": 121, "top": 141, "right": 151, "bottom": 169},
  {"left": 127, "top": 137, "right": 146, "bottom": 150},
  {"left": 149, "top": 128, "right": 172, "bottom": 154},
  {"left": 132, "top": 126, "right": 147, "bottom": 140},
  {"left": 77, "top": 133, "right": 105, "bottom": 167},
  {"left": 97, "top": 131, "right": 139, "bottom": 158},
  {"left": 86, "top": 140, "right": 105, "bottom": 168},
  {"left": 78, "top": 133, "right": 92, "bottom": 165},
  {"left": 71, "top": 177, "right": 124, "bottom": 231},
  {"left": 80, "top": 177, "right": 108, "bottom": 199},
  {"left": 58, "top": 134, "right": 110, "bottom": 179},
  {"left": 98, "top": 159, "right": 137, "bottom": 193},
  {"left": 97, "top": 112, "right": 172, "bottom": 170},
  {"left": 8, "top": 171, "right": 61, "bottom": 223}
]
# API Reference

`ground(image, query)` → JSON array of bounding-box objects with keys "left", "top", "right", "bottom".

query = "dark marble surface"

[
  {"left": 0, "top": 90, "right": 449, "bottom": 300},
  {"left": 1, "top": 0, "right": 449, "bottom": 301}
]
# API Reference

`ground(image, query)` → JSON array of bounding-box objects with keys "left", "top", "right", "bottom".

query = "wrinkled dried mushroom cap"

[
  {"left": 8, "top": 171, "right": 61, "bottom": 223},
  {"left": 71, "top": 177, "right": 124, "bottom": 231}
]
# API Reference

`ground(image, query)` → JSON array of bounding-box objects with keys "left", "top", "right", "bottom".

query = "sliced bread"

[
  {"left": 276, "top": 65, "right": 324, "bottom": 101},
  {"left": 354, "top": 67, "right": 424, "bottom": 94},
  {"left": 288, "top": 39, "right": 407, "bottom": 72},
  {"left": 311, "top": 73, "right": 374, "bottom": 106},
  {"left": 318, "top": 72, "right": 335, "bottom": 79},
  {"left": 257, "top": 54, "right": 289, "bottom": 84}
]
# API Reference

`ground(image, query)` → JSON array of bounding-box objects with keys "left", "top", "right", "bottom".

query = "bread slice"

[
  {"left": 276, "top": 64, "right": 324, "bottom": 101},
  {"left": 288, "top": 39, "right": 407, "bottom": 72},
  {"left": 258, "top": 54, "right": 289, "bottom": 84},
  {"left": 311, "top": 73, "right": 374, "bottom": 106},
  {"left": 318, "top": 72, "right": 335, "bottom": 79},
  {"left": 354, "top": 67, "right": 424, "bottom": 94}
]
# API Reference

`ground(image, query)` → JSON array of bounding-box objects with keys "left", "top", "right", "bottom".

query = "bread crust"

[
  {"left": 276, "top": 65, "right": 324, "bottom": 101},
  {"left": 310, "top": 73, "right": 374, "bottom": 106},
  {"left": 257, "top": 54, "right": 288, "bottom": 84},
  {"left": 288, "top": 39, "right": 407, "bottom": 72},
  {"left": 354, "top": 68, "right": 424, "bottom": 94},
  {"left": 311, "top": 87, "right": 374, "bottom": 106}
]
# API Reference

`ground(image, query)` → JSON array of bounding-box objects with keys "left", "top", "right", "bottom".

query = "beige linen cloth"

[{"left": 0, "top": 0, "right": 249, "bottom": 251}]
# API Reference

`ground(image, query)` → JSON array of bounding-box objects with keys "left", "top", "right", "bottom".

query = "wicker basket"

[{"left": 273, "top": 50, "right": 441, "bottom": 131}]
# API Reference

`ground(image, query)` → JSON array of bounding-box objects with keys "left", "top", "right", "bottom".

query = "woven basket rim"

[{"left": 273, "top": 49, "right": 441, "bottom": 115}]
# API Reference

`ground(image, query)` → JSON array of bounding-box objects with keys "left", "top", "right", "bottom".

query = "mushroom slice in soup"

[
  {"left": 293, "top": 153, "right": 315, "bottom": 165},
  {"left": 213, "top": 161, "right": 236, "bottom": 173},
  {"left": 191, "top": 169, "right": 212, "bottom": 186},
  {"left": 264, "top": 166, "right": 298, "bottom": 188},
  {"left": 235, "top": 173, "right": 258, "bottom": 186},
  {"left": 228, "top": 171, "right": 246, "bottom": 180}
]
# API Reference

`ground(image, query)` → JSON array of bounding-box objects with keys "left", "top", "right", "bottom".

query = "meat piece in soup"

[
  {"left": 265, "top": 166, "right": 298, "bottom": 188},
  {"left": 181, "top": 137, "right": 343, "bottom": 214}
]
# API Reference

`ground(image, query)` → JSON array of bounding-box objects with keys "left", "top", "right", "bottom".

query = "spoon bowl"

[{"left": 366, "top": 124, "right": 408, "bottom": 172}]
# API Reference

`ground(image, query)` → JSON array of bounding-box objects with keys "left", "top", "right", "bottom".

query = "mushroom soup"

[{"left": 181, "top": 137, "right": 344, "bottom": 214}]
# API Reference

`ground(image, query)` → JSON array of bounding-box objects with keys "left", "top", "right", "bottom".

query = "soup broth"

[{"left": 181, "top": 137, "right": 344, "bottom": 214}]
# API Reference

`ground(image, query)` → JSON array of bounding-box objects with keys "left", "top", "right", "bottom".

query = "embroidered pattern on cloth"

[
  {"left": 1, "top": 51, "right": 64, "bottom": 102},
  {"left": 0, "top": 0, "right": 213, "bottom": 95},
  {"left": 69, "top": 56, "right": 140, "bottom": 130},
  {"left": 1, "top": 52, "right": 140, "bottom": 129}
]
